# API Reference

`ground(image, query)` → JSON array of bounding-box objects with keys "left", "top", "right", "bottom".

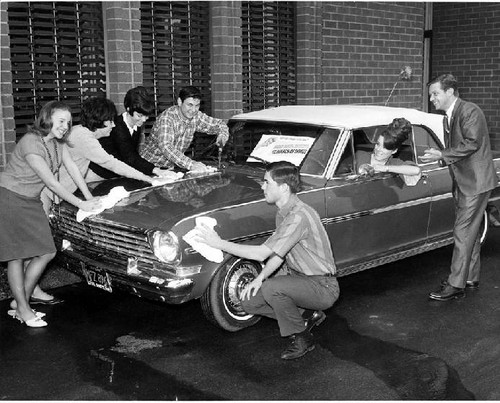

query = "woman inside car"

[{"left": 356, "top": 117, "right": 421, "bottom": 186}]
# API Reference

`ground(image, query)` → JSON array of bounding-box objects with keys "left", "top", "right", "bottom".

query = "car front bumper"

[{"left": 54, "top": 249, "right": 195, "bottom": 305}]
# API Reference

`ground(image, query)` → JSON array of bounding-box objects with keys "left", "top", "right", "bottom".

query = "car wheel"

[
  {"left": 200, "top": 257, "right": 262, "bottom": 332},
  {"left": 480, "top": 210, "right": 489, "bottom": 244}
]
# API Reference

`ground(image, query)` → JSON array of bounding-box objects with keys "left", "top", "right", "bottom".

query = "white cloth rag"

[
  {"left": 183, "top": 216, "right": 223, "bottom": 263},
  {"left": 152, "top": 171, "right": 184, "bottom": 185},
  {"left": 190, "top": 165, "right": 218, "bottom": 173},
  {"left": 76, "top": 186, "right": 130, "bottom": 222}
]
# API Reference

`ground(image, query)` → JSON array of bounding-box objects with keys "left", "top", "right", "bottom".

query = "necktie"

[
  {"left": 443, "top": 115, "right": 450, "bottom": 134},
  {"left": 443, "top": 115, "right": 450, "bottom": 147}
]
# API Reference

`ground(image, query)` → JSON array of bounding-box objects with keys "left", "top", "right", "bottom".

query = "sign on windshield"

[{"left": 247, "top": 134, "right": 315, "bottom": 166}]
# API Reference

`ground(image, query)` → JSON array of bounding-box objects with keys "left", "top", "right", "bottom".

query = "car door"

[
  {"left": 323, "top": 127, "right": 433, "bottom": 271},
  {"left": 412, "top": 126, "right": 455, "bottom": 242}
]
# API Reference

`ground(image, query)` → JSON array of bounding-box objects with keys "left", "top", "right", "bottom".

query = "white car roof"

[{"left": 231, "top": 105, "right": 444, "bottom": 144}]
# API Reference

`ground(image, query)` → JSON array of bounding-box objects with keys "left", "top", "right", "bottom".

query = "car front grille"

[{"left": 50, "top": 205, "right": 157, "bottom": 269}]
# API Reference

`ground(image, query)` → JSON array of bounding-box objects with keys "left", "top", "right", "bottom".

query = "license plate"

[{"left": 81, "top": 263, "right": 112, "bottom": 293}]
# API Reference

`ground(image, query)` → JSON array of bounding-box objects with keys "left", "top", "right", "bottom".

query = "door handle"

[{"left": 421, "top": 172, "right": 428, "bottom": 184}]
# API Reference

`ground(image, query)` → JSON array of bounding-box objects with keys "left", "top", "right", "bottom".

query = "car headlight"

[{"left": 149, "top": 230, "right": 181, "bottom": 265}]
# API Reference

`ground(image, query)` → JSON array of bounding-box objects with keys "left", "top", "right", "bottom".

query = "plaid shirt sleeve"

[{"left": 196, "top": 111, "right": 229, "bottom": 145}]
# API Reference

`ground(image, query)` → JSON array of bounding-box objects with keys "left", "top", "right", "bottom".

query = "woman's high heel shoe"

[
  {"left": 11, "top": 312, "right": 48, "bottom": 328},
  {"left": 7, "top": 309, "right": 46, "bottom": 319}
]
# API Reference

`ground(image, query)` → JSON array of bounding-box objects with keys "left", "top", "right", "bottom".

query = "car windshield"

[{"left": 228, "top": 120, "right": 341, "bottom": 176}]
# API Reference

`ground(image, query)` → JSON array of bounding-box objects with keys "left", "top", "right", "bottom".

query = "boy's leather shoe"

[
  {"left": 281, "top": 330, "right": 315, "bottom": 360},
  {"left": 465, "top": 281, "right": 479, "bottom": 290},
  {"left": 304, "top": 310, "right": 326, "bottom": 332},
  {"left": 429, "top": 284, "right": 465, "bottom": 301},
  {"left": 440, "top": 279, "right": 479, "bottom": 290}
]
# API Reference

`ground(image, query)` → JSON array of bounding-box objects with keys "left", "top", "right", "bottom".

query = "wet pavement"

[{"left": 1, "top": 228, "right": 500, "bottom": 400}]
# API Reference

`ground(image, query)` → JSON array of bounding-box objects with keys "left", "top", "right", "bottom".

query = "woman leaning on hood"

[{"left": 0, "top": 100, "right": 102, "bottom": 328}]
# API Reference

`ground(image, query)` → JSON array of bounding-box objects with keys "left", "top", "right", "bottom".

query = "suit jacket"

[
  {"left": 442, "top": 98, "right": 497, "bottom": 196},
  {"left": 89, "top": 114, "right": 156, "bottom": 179}
]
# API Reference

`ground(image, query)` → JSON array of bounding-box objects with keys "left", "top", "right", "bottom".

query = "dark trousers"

[
  {"left": 448, "top": 188, "right": 491, "bottom": 288},
  {"left": 240, "top": 272, "right": 340, "bottom": 337}
]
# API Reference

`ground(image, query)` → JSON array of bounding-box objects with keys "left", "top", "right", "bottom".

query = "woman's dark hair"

[
  {"left": 124, "top": 86, "right": 155, "bottom": 116},
  {"left": 266, "top": 161, "right": 302, "bottom": 194},
  {"left": 29, "top": 100, "right": 72, "bottom": 142},
  {"left": 380, "top": 117, "right": 412, "bottom": 151},
  {"left": 178, "top": 86, "right": 202, "bottom": 102},
  {"left": 80, "top": 97, "right": 117, "bottom": 131}
]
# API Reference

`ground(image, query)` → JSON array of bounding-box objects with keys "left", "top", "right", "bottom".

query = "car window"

[
  {"left": 228, "top": 120, "right": 340, "bottom": 175},
  {"left": 413, "top": 125, "right": 441, "bottom": 161},
  {"left": 334, "top": 136, "right": 355, "bottom": 175},
  {"left": 334, "top": 125, "right": 424, "bottom": 177},
  {"left": 353, "top": 127, "right": 380, "bottom": 171},
  {"left": 353, "top": 128, "right": 374, "bottom": 156},
  {"left": 301, "top": 128, "right": 338, "bottom": 175},
  {"left": 334, "top": 129, "right": 375, "bottom": 176},
  {"left": 353, "top": 125, "right": 417, "bottom": 166}
]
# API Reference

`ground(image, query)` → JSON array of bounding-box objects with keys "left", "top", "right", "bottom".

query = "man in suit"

[{"left": 421, "top": 73, "right": 497, "bottom": 301}]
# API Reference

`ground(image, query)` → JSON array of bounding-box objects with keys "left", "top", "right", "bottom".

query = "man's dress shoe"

[
  {"left": 441, "top": 279, "right": 479, "bottom": 290},
  {"left": 304, "top": 310, "right": 326, "bottom": 332},
  {"left": 281, "top": 330, "right": 315, "bottom": 360},
  {"left": 465, "top": 281, "right": 479, "bottom": 290},
  {"left": 429, "top": 284, "right": 465, "bottom": 301}
]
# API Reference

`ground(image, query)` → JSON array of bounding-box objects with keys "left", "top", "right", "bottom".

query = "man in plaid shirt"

[{"left": 140, "top": 86, "right": 229, "bottom": 172}]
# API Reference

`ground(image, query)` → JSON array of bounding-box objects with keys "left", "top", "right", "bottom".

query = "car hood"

[{"left": 85, "top": 169, "right": 268, "bottom": 231}]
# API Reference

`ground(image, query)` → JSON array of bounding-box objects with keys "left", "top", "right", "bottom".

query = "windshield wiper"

[{"left": 246, "top": 155, "right": 270, "bottom": 165}]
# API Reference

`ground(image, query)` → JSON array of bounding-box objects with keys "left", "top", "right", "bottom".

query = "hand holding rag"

[
  {"left": 183, "top": 217, "right": 223, "bottom": 263},
  {"left": 76, "top": 186, "right": 130, "bottom": 222}
]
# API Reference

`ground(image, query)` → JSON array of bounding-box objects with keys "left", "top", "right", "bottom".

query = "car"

[{"left": 49, "top": 105, "right": 500, "bottom": 332}]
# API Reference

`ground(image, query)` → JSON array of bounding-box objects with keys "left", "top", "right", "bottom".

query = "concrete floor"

[
  {"left": 1, "top": 228, "right": 500, "bottom": 400},
  {"left": 0, "top": 263, "right": 81, "bottom": 301}
]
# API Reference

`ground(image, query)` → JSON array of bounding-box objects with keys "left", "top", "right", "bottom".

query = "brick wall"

[
  {"left": 103, "top": 1, "right": 143, "bottom": 113},
  {"left": 296, "top": 3, "right": 324, "bottom": 105},
  {"left": 0, "top": 2, "right": 15, "bottom": 170},
  {"left": 209, "top": 2, "right": 243, "bottom": 120},
  {"left": 3, "top": 2, "right": 499, "bottom": 170},
  {"left": 316, "top": 2, "right": 425, "bottom": 108},
  {"left": 432, "top": 3, "right": 500, "bottom": 150}
]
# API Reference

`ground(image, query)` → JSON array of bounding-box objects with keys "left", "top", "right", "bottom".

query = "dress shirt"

[
  {"left": 264, "top": 194, "right": 336, "bottom": 276},
  {"left": 445, "top": 99, "right": 458, "bottom": 124}
]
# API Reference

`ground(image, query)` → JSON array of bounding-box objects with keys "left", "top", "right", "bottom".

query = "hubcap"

[{"left": 223, "top": 261, "right": 259, "bottom": 320}]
